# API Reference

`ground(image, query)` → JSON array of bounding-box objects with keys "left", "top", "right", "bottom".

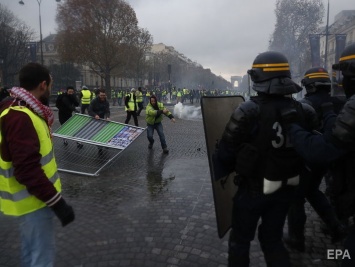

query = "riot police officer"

[
  {"left": 284, "top": 43, "right": 355, "bottom": 267},
  {"left": 300, "top": 67, "right": 345, "bottom": 118},
  {"left": 285, "top": 67, "right": 346, "bottom": 251},
  {"left": 216, "top": 51, "right": 318, "bottom": 267}
]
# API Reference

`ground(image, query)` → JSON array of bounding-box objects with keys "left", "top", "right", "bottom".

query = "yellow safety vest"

[
  {"left": 0, "top": 106, "right": 61, "bottom": 216},
  {"left": 111, "top": 90, "right": 116, "bottom": 98},
  {"left": 81, "top": 90, "right": 91, "bottom": 104},
  {"left": 136, "top": 91, "right": 143, "bottom": 103},
  {"left": 125, "top": 93, "right": 137, "bottom": 111}
]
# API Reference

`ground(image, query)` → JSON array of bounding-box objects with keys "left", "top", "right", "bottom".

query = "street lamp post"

[
  {"left": 324, "top": 0, "right": 330, "bottom": 69},
  {"left": 0, "top": 58, "right": 4, "bottom": 86},
  {"left": 19, "top": 0, "right": 61, "bottom": 65}
]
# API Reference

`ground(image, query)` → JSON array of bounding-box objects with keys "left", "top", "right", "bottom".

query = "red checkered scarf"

[{"left": 9, "top": 87, "right": 54, "bottom": 128}]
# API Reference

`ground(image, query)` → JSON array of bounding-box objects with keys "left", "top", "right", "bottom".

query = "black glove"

[
  {"left": 320, "top": 102, "right": 334, "bottom": 116},
  {"left": 281, "top": 108, "right": 299, "bottom": 130},
  {"left": 235, "top": 143, "right": 258, "bottom": 178},
  {"left": 51, "top": 198, "right": 75, "bottom": 227}
]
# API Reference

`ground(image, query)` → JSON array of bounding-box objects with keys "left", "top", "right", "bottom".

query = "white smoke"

[{"left": 173, "top": 102, "right": 202, "bottom": 120}]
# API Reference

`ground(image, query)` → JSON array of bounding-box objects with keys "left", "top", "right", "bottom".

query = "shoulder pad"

[
  {"left": 233, "top": 100, "right": 260, "bottom": 119},
  {"left": 222, "top": 100, "right": 260, "bottom": 144}
]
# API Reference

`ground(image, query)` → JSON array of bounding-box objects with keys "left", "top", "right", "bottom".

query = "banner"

[
  {"left": 332, "top": 34, "right": 347, "bottom": 97},
  {"left": 309, "top": 34, "right": 321, "bottom": 67},
  {"left": 335, "top": 34, "right": 347, "bottom": 63}
]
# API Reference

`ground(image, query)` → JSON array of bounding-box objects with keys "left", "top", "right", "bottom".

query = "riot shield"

[{"left": 201, "top": 95, "right": 245, "bottom": 238}]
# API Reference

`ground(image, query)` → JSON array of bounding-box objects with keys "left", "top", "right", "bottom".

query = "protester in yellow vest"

[
  {"left": 80, "top": 85, "right": 92, "bottom": 114},
  {"left": 146, "top": 95, "right": 175, "bottom": 153},
  {"left": 176, "top": 89, "right": 182, "bottom": 103},
  {"left": 136, "top": 87, "right": 144, "bottom": 116},
  {"left": 117, "top": 90, "right": 123, "bottom": 106},
  {"left": 0, "top": 63, "right": 75, "bottom": 267},
  {"left": 124, "top": 88, "right": 138, "bottom": 126}
]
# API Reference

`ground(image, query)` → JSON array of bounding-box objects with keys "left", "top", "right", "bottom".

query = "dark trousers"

[
  {"left": 58, "top": 112, "right": 72, "bottom": 125},
  {"left": 81, "top": 104, "right": 89, "bottom": 114},
  {"left": 147, "top": 122, "right": 167, "bottom": 149},
  {"left": 287, "top": 167, "right": 340, "bottom": 237},
  {"left": 125, "top": 111, "right": 138, "bottom": 126},
  {"left": 229, "top": 184, "right": 294, "bottom": 267},
  {"left": 137, "top": 102, "right": 144, "bottom": 116}
]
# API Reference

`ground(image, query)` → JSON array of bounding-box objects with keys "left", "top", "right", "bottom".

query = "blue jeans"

[
  {"left": 18, "top": 207, "right": 55, "bottom": 267},
  {"left": 147, "top": 122, "right": 167, "bottom": 149}
]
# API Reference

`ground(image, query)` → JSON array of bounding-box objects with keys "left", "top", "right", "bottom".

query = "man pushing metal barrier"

[{"left": 53, "top": 113, "right": 146, "bottom": 176}]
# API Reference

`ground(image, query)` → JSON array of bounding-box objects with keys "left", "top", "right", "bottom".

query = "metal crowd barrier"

[{"left": 53, "top": 113, "right": 146, "bottom": 176}]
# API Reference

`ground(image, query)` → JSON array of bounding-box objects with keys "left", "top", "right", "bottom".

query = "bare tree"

[
  {"left": 56, "top": 0, "right": 147, "bottom": 97},
  {"left": 0, "top": 4, "right": 34, "bottom": 86},
  {"left": 269, "top": 0, "right": 324, "bottom": 79},
  {"left": 129, "top": 28, "right": 153, "bottom": 87}
]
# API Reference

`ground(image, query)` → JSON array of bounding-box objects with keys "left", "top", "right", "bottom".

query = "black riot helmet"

[
  {"left": 333, "top": 43, "right": 355, "bottom": 77},
  {"left": 333, "top": 44, "right": 355, "bottom": 98},
  {"left": 247, "top": 51, "right": 302, "bottom": 95},
  {"left": 301, "top": 67, "right": 331, "bottom": 93},
  {"left": 248, "top": 51, "right": 291, "bottom": 82}
]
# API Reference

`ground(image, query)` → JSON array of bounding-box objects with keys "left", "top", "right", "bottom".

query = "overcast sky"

[{"left": 2, "top": 0, "right": 354, "bottom": 81}]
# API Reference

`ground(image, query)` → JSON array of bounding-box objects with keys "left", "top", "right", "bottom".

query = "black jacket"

[
  {"left": 218, "top": 94, "right": 318, "bottom": 186},
  {"left": 88, "top": 97, "right": 110, "bottom": 119}
]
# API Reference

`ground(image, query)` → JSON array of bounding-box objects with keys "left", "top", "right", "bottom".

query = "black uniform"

[
  {"left": 56, "top": 93, "right": 79, "bottom": 125},
  {"left": 285, "top": 71, "right": 346, "bottom": 251},
  {"left": 218, "top": 93, "right": 317, "bottom": 267},
  {"left": 216, "top": 51, "right": 318, "bottom": 267},
  {"left": 286, "top": 44, "right": 355, "bottom": 267}
]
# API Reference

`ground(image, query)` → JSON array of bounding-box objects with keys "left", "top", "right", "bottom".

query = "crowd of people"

[
  {"left": 80, "top": 86, "right": 240, "bottom": 107},
  {"left": 1, "top": 43, "right": 355, "bottom": 266},
  {"left": 55, "top": 83, "right": 176, "bottom": 154}
]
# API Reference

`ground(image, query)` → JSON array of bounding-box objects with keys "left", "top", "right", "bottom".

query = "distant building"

[
  {"left": 40, "top": 34, "right": 136, "bottom": 91},
  {"left": 38, "top": 36, "right": 228, "bottom": 92},
  {"left": 320, "top": 10, "right": 355, "bottom": 71},
  {"left": 147, "top": 43, "right": 202, "bottom": 68}
]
